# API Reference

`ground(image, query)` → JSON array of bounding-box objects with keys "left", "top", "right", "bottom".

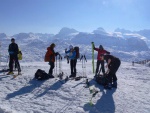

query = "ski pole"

[
  {"left": 80, "top": 55, "right": 84, "bottom": 76},
  {"left": 56, "top": 55, "right": 57, "bottom": 76},
  {"left": 83, "top": 55, "right": 87, "bottom": 77},
  {"left": 97, "top": 66, "right": 102, "bottom": 76}
]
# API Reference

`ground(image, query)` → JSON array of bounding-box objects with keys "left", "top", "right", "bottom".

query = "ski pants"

[
  {"left": 96, "top": 60, "right": 105, "bottom": 75},
  {"left": 70, "top": 59, "right": 77, "bottom": 75},
  {"left": 107, "top": 59, "right": 121, "bottom": 83},
  {"left": 9, "top": 54, "right": 21, "bottom": 72},
  {"left": 49, "top": 62, "right": 54, "bottom": 75}
]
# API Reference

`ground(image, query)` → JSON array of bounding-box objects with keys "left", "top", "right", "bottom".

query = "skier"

[
  {"left": 46, "top": 43, "right": 59, "bottom": 78},
  {"left": 100, "top": 54, "right": 121, "bottom": 89},
  {"left": 93, "top": 43, "right": 110, "bottom": 76},
  {"left": 7, "top": 38, "right": 21, "bottom": 75},
  {"left": 65, "top": 45, "right": 77, "bottom": 78}
]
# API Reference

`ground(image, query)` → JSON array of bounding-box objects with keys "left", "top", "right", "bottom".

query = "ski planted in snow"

[{"left": 91, "top": 42, "right": 95, "bottom": 74}]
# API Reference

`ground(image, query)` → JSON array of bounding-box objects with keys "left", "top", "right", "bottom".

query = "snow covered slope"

[{"left": 0, "top": 60, "right": 149, "bottom": 113}]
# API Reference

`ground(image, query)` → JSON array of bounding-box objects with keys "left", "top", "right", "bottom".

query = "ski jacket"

[
  {"left": 65, "top": 50, "right": 76, "bottom": 60},
  {"left": 45, "top": 47, "right": 56, "bottom": 62},
  {"left": 104, "top": 54, "right": 120, "bottom": 62},
  {"left": 94, "top": 47, "right": 110, "bottom": 60},
  {"left": 8, "top": 43, "right": 19, "bottom": 55},
  {"left": 104, "top": 54, "right": 120, "bottom": 70}
]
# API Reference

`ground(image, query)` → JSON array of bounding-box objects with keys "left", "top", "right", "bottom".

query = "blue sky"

[{"left": 0, "top": 0, "right": 150, "bottom": 35}]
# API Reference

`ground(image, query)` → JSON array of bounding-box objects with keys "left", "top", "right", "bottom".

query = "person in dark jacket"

[
  {"left": 7, "top": 38, "right": 21, "bottom": 75},
  {"left": 45, "top": 43, "right": 59, "bottom": 77},
  {"left": 65, "top": 45, "right": 77, "bottom": 78},
  {"left": 100, "top": 54, "right": 121, "bottom": 89},
  {"left": 93, "top": 43, "right": 110, "bottom": 76}
]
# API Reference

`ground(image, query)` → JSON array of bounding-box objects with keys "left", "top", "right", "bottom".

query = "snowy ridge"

[
  {"left": 0, "top": 60, "right": 150, "bottom": 113},
  {"left": 0, "top": 27, "right": 150, "bottom": 62}
]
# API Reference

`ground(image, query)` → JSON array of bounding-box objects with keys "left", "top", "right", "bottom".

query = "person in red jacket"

[
  {"left": 93, "top": 44, "right": 110, "bottom": 76},
  {"left": 45, "top": 43, "right": 59, "bottom": 77}
]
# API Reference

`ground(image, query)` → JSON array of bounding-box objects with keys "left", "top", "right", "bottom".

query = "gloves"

[
  {"left": 55, "top": 52, "right": 60, "bottom": 56},
  {"left": 49, "top": 61, "right": 52, "bottom": 65}
]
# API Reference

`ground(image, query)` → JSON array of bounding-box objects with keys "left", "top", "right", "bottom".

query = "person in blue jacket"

[{"left": 65, "top": 45, "right": 77, "bottom": 77}]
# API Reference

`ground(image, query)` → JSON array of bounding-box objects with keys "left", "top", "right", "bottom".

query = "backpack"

[
  {"left": 44, "top": 50, "right": 50, "bottom": 62},
  {"left": 18, "top": 50, "right": 22, "bottom": 60},
  {"left": 95, "top": 74, "right": 108, "bottom": 86},
  {"left": 74, "top": 46, "right": 80, "bottom": 59},
  {"left": 34, "top": 69, "right": 50, "bottom": 80}
]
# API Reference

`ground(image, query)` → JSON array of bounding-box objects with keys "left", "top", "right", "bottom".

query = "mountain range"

[{"left": 0, "top": 27, "right": 150, "bottom": 62}]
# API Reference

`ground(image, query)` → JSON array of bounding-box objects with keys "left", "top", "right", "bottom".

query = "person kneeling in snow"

[{"left": 100, "top": 54, "right": 121, "bottom": 89}]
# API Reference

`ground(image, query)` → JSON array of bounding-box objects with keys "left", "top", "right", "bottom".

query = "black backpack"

[
  {"left": 95, "top": 74, "right": 108, "bottom": 86},
  {"left": 35, "top": 69, "right": 50, "bottom": 80},
  {"left": 74, "top": 46, "right": 80, "bottom": 59}
]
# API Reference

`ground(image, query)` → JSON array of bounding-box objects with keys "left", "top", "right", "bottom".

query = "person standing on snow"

[
  {"left": 65, "top": 45, "right": 77, "bottom": 78},
  {"left": 92, "top": 42, "right": 110, "bottom": 76},
  {"left": 45, "top": 43, "right": 59, "bottom": 78},
  {"left": 100, "top": 54, "right": 121, "bottom": 89},
  {"left": 7, "top": 38, "right": 21, "bottom": 75}
]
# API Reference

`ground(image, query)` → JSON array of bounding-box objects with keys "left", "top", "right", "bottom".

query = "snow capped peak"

[
  {"left": 58, "top": 27, "right": 78, "bottom": 36},
  {"left": 92, "top": 27, "right": 107, "bottom": 35}
]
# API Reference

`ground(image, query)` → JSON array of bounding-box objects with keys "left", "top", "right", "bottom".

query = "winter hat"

[
  {"left": 11, "top": 38, "right": 15, "bottom": 41},
  {"left": 69, "top": 45, "right": 73, "bottom": 49},
  {"left": 99, "top": 45, "right": 104, "bottom": 50},
  {"left": 50, "top": 43, "right": 55, "bottom": 48}
]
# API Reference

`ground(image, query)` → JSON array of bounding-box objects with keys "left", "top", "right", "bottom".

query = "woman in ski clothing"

[
  {"left": 93, "top": 43, "right": 110, "bottom": 76},
  {"left": 46, "top": 43, "right": 59, "bottom": 77},
  {"left": 65, "top": 45, "right": 77, "bottom": 78},
  {"left": 7, "top": 38, "right": 21, "bottom": 75},
  {"left": 100, "top": 54, "right": 121, "bottom": 89}
]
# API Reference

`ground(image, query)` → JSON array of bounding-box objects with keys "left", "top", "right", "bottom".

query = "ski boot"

[
  {"left": 112, "top": 81, "right": 117, "bottom": 88},
  {"left": 7, "top": 72, "right": 14, "bottom": 75}
]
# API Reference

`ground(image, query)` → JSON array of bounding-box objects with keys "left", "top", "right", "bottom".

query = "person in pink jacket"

[{"left": 94, "top": 44, "right": 110, "bottom": 76}]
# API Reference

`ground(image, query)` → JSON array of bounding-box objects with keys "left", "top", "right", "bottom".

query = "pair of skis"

[{"left": 0, "top": 69, "right": 21, "bottom": 78}]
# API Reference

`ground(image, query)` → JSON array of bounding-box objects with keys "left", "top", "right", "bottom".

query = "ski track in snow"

[{"left": 0, "top": 60, "right": 150, "bottom": 113}]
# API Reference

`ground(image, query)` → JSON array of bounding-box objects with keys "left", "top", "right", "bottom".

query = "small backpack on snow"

[
  {"left": 95, "top": 74, "right": 108, "bottom": 86},
  {"left": 74, "top": 46, "right": 80, "bottom": 59},
  {"left": 34, "top": 69, "right": 50, "bottom": 80}
]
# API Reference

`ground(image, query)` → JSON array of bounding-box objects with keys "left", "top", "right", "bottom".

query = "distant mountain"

[
  {"left": 0, "top": 27, "right": 150, "bottom": 62},
  {"left": 54, "top": 27, "right": 79, "bottom": 39},
  {"left": 136, "top": 29, "right": 150, "bottom": 39},
  {"left": 92, "top": 27, "right": 108, "bottom": 35},
  {"left": 114, "top": 28, "right": 132, "bottom": 34}
]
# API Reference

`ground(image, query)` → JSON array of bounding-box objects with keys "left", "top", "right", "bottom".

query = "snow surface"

[{"left": 0, "top": 60, "right": 150, "bottom": 113}]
